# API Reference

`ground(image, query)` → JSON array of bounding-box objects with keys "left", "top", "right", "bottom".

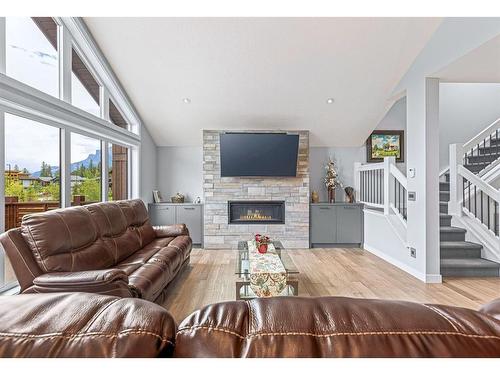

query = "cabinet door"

[
  {"left": 310, "top": 205, "right": 337, "bottom": 244},
  {"left": 336, "top": 205, "right": 362, "bottom": 244},
  {"left": 176, "top": 205, "right": 202, "bottom": 244},
  {"left": 149, "top": 205, "right": 175, "bottom": 226}
]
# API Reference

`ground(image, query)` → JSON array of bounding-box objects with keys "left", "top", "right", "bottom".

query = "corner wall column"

[{"left": 406, "top": 77, "right": 441, "bottom": 283}]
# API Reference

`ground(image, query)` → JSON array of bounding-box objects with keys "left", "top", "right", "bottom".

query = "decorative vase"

[
  {"left": 328, "top": 188, "right": 336, "bottom": 203},
  {"left": 258, "top": 243, "right": 268, "bottom": 254},
  {"left": 171, "top": 192, "right": 185, "bottom": 203},
  {"left": 311, "top": 191, "right": 319, "bottom": 203}
]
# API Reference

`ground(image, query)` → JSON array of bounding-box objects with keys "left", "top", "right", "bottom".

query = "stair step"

[
  {"left": 439, "top": 181, "right": 450, "bottom": 191},
  {"left": 464, "top": 163, "right": 489, "bottom": 173},
  {"left": 441, "top": 258, "right": 500, "bottom": 277},
  {"left": 439, "top": 214, "right": 452, "bottom": 227},
  {"left": 466, "top": 154, "right": 499, "bottom": 164},
  {"left": 440, "top": 226, "right": 466, "bottom": 241},
  {"left": 439, "top": 202, "right": 448, "bottom": 214},
  {"left": 439, "top": 191, "right": 450, "bottom": 202},
  {"left": 440, "top": 241, "right": 482, "bottom": 258}
]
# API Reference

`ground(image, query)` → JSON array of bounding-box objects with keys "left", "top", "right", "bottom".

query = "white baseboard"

[
  {"left": 425, "top": 274, "right": 442, "bottom": 283},
  {"left": 363, "top": 243, "right": 429, "bottom": 283}
]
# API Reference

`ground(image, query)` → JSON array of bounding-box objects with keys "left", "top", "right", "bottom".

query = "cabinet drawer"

[
  {"left": 149, "top": 206, "right": 175, "bottom": 226},
  {"left": 310, "top": 205, "right": 337, "bottom": 243},
  {"left": 336, "top": 205, "right": 362, "bottom": 244},
  {"left": 176, "top": 206, "right": 202, "bottom": 244}
]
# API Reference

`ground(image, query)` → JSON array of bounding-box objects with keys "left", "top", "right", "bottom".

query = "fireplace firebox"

[{"left": 228, "top": 201, "right": 285, "bottom": 224}]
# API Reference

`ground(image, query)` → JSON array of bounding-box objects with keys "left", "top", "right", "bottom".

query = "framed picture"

[{"left": 366, "top": 130, "right": 404, "bottom": 163}]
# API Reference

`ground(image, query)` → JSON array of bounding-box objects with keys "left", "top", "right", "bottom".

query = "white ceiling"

[
  {"left": 84, "top": 18, "right": 442, "bottom": 147},
  {"left": 436, "top": 34, "right": 500, "bottom": 83}
]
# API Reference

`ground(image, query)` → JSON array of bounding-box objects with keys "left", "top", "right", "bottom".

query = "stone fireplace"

[{"left": 203, "top": 130, "right": 309, "bottom": 249}]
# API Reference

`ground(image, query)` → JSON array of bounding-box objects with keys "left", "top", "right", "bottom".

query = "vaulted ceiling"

[{"left": 84, "top": 17, "right": 442, "bottom": 146}]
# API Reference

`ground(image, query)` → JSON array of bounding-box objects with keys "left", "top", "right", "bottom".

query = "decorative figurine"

[
  {"left": 311, "top": 191, "right": 320, "bottom": 203},
  {"left": 324, "top": 158, "right": 342, "bottom": 203},
  {"left": 345, "top": 186, "right": 356, "bottom": 203}
]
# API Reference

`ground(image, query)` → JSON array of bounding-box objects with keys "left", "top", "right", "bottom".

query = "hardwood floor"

[{"left": 162, "top": 248, "right": 500, "bottom": 323}]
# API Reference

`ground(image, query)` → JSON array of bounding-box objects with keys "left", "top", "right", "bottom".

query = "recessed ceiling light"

[
  {"left": 183, "top": 98, "right": 191, "bottom": 104},
  {"left": 326, "top": 98, "right": 334, "bottom": 104}
]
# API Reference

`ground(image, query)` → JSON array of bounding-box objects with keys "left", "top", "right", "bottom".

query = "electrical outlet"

[{"left": 410, "top": 247, "right": 416, "bottom": 258}]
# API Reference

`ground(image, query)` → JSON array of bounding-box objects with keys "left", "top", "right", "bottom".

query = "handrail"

[
  {"left": 389, "top": 164, "right": 407, "bottom": 189},
  {"left": 463, "top": 117, "right": 500, "bottom": 150},
  {"left": 458, "top": 165, "right": 500, "bottom": 201},
  {"left": 356, "top": 162, "right": 384, "bottom": 172}
]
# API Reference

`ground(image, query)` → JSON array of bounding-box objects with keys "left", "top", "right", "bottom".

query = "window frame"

[{"left": 0, "top": 17, "right": 144, "bottom": 291}]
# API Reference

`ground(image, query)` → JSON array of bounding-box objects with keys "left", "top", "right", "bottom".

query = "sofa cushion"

[
  {"left": 128, "top": 246, "right": 185, "bottom": 301},
  {"left": 21, "top": 207, "right": 115, "bottom": 272},
  {"left": 85, "top": 200, "right": 155, "bottom": 263},
  {"left": 115, "top": 237, "right": 175, "bottom": 275},
  {"left": 175, "top": 296, "right": 500, "bottom": 357}
]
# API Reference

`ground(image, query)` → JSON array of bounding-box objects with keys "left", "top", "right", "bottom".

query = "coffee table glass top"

[{"left": 235, "top": 240, "right": 299, "bottom": 276}]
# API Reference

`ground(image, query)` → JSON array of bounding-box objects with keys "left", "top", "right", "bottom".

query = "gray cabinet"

[
  {"left": 310, "top": 203, "right": 363, "bottom": 247},
  {"left": 148, "top": 203, "right": 203, "bottom": 246}
]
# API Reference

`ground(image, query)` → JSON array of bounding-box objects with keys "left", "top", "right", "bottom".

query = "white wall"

[
  {"left": 439, "top": 83, "right": 500, "bottom": 171},
  {"left": 157, "top": 146, "right": 203, "bottom": 203},
  {"left": 139, "top": 126, "right": 158, "bottom": 204}
]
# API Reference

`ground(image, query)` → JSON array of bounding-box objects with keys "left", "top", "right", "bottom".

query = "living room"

[{"left": 1, "top": 0, "right": 500, "bottom": 370}]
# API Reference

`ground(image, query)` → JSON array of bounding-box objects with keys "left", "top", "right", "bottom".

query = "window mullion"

[
  {"left": 58, "top": 23, "right": 72, "bottom": 103},
  {"left": 100, "top": 87, "right": 110, "bottom": 121},
  {"left": 60, "top": 129, "right": 71, "bottom": 208},
  {"left": 101, "top": 140, "right": 109, "bottom": 201}
]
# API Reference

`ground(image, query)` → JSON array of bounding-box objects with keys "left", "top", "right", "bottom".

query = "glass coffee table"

[{"left": 235, "top": 240, "right": 299, "bottom": 300}]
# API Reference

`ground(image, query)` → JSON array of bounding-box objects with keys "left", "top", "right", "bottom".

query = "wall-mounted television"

[{"left": 220, "top": 132, "right": 299, "bottom": 177}]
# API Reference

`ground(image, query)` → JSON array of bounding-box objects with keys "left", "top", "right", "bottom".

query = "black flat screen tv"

[{"left": 220, "top": 133, "right": 299, "bottom": 177}]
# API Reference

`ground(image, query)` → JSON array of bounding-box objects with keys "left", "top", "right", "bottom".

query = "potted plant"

[
  {"left": 257, "top": 235, "right": 271, "bottom": 254},
  {"left": 324, "top": 158, "right": 342, "bottom": 203}
]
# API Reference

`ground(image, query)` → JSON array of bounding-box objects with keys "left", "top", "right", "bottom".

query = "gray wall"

[
  {"left": 140, "top": 126, "right": 158, "bottom": 204},
  {"left": 157, "top": 146, "right": 203, "bottom": 203},
  {"left": 439, "top": 83, "right": 500, "bottom": 171}
]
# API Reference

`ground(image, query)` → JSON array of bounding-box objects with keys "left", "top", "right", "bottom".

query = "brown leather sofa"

[
  {"left": 0, "top": 199, "right": 192, "bottom": 304},
  {"left": 0, "top": 293, "right": 499, "bottom": 357}
]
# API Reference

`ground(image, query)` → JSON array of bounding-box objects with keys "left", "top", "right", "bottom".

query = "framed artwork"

[{"left": 366, "top": 130, "right": 404, "bottom": 163}]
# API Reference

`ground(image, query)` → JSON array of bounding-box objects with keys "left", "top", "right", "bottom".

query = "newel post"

[
  {"left": 354, "top": 162, "right": 362, "bottom": 201},
  {"left": 449, "top": 143, "right": 464, "bottom": 216},
  {"left": 383, "top": 157, "right": 395, "bottom": 215}
]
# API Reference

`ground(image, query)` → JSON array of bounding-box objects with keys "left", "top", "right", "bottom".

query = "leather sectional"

[
  {"left": 0, "top": 292, "right": 499, "bottom": 357},
  {"left": 0, "top": 199, "right": 192, "bottom": 304}
]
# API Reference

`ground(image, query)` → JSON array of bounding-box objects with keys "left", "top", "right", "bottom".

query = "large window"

[
  {"left": 3, "top": 113, "right": 61, "bottom": 288},
  {"left": 5, "top": 17, "right": 58, "bottom": 97},
  {"left": 108, "top": 143, "right": 128, "bottom": 201},
  {"left": 71, "top": 49, "right": 100, "bottom": 117},
  {"left": 71, "top": 133, "right": 102, "bottom": 204},
  {"left": 0, "top": 17, "right": 140, "bottom": 292}
]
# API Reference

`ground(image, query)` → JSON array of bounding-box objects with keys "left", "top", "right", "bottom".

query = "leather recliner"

[
  {"left": 0, "top": 293, "right": 499, "bottom": 357},
  {"left": 0, "top": 199, "right": 192, "bottom": 304}
]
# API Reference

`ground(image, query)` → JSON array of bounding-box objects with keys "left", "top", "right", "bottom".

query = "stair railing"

[
  {"left": 462, "top": 118, "right": 500, "bottom": 175},
  {"left": 449, "top": 144, "right": 500, "bottom": 238},
  {"left": 355, "top": 156, "right": 407, "bottom": 225}
]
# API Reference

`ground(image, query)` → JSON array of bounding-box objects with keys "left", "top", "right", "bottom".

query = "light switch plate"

[
  {"left": 408, "top": 191, "right": 416, "bottom": 201},
  {"left": 408, "top": 168, "right": 416, "bottom": 178}
]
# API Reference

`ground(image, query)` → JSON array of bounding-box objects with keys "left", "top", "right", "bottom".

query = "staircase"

[
  {"left": 463, "top": 134, "right": 500, "bottom": 174},
  {"left": 440, "top": 173, "right": 500, "bottom": 277}
]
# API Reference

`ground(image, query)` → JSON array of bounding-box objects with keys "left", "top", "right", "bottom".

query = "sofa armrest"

[
  {"left": 154, "top": 224, "right": 189, "bottom": 237},
  {"left": 0, "top": 293, "right": 176, "bottom": 357},
  {"left": 30, "top": 269, "right": 134, "bottom": 298},
  {"left": 480, "top": 298, "right": 500, "bottom": 321}
]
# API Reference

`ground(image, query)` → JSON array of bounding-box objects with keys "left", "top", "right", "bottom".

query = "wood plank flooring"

[{"left": 162, "top": 248, "right": 500, "bottom": 323}]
